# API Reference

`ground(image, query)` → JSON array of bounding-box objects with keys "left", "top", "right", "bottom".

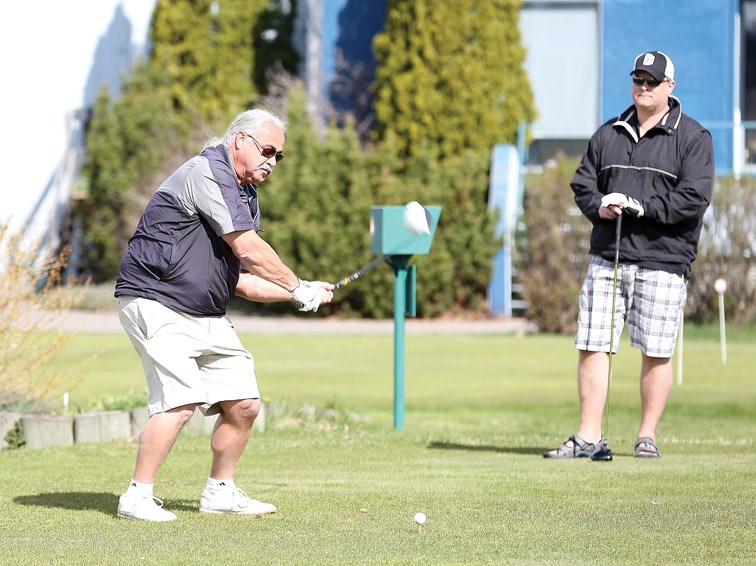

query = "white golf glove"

[
  {"left": 601, "top": 192, "right": 644, "bottom": 218},
  {"left": 601, "top": 192, "right": 628, "bottom": 208},
  {"left": 623, "top": 196, "right": 645, "bottom": 217},
  {"left": 291, "top": 279, "right": 324, "bottom": 312}
]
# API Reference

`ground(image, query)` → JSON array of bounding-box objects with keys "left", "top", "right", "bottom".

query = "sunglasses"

[
  {"left": 631, "top": 75, "right": 665, "bottom": 88},
  {"left": 243, "top": 133, "right": 284, "bottom": 162}
]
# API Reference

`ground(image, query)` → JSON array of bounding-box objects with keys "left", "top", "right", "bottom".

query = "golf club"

[
  {"left": 293, "top": 254, "right": 392, "bottom": 308},
  {"left": 332, "top": 254, "right": 391, "bottom": 289},
  {"left": 331, "top": 201, "right": 430, "bottom": 290},
  {"left": 591, "top": 212, "right": 622, "bottom": 462}
]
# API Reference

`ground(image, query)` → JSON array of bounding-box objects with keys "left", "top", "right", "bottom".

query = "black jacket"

[{"left": 571, "top": 96, "right": 714, "bottom": 277}]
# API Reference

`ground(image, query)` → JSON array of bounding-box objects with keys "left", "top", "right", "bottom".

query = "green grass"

[{"left": 1, "top": 328, "right": 754, "bottom": 564}]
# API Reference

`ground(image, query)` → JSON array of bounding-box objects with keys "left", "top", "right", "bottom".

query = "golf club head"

[{"left": 591, "top": 448, "right": 614, "bottom": 462}]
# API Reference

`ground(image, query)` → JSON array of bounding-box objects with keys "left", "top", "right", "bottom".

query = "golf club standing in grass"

[
  {"left": 544, "top": 51, "right": 714, "bottom": 460},
  {"left": 114, "top": 109, "right": 333, "bottom": 521}
]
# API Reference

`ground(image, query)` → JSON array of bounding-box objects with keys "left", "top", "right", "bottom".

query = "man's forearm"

[
  {"left": 223, "top": 231, "right": 299, "bottom": 291},
  {"left": 235, "top": 273, "right": 292, "bottom": 302}
]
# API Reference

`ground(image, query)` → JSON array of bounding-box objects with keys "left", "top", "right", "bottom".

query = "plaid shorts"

[{"left": 575, "top": 256, "right": 687, "bottom": 358}]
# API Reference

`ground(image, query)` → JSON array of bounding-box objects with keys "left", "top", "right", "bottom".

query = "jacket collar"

[
  {"left": 613, "top": 96, "right": 682, "bottom": 142},
  {"left": 214, "top": 144, "right": 258, "bottom": 197}
]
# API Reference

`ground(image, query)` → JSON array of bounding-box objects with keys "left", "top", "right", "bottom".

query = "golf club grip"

[
  {"left": 333, "top": 254, "right": 390, "bottom": 289},
  {"left": 333, "top": 272, "right": 363, "bottom": 289},
  {"left": 614, "top": 213, "right": 622, "bottom": 262}
]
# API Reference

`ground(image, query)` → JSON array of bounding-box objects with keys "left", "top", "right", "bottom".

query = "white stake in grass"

[{"left": 714, "top": 278, "right": 727, "bottom": 365}]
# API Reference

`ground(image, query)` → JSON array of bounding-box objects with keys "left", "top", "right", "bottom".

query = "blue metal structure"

[
  {"left": 306, "top": 0, "right": 752, "bottom": 174},
  {"left": 602, "top": 0, "right": 739, "bottom": 174},
  {"left": 487, "top": 145, "right": 522, "bottom": 317}
]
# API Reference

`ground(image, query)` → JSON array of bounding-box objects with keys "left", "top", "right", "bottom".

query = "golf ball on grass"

[
  {"left": 413, "top": 512, "right": 427, "bottom": 525},
  {"left": 403, "top": 201, "right": 430, "bottom": 235},
  {"left": 714, "top": 278, "right": 727, "bottom": 294}
]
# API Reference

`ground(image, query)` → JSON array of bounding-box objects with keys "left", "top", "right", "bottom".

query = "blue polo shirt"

[{"left": 115, "top": 145, "right": 260, "bottom": 316}]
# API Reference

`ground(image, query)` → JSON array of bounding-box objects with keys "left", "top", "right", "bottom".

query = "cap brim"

[{"left": 630, "top": 67, "right": 666, "bottom": 81}]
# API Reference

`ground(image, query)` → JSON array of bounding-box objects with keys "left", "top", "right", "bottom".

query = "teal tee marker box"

[{"left": 370, "top": 205, "right": 442, "bottom": 255}]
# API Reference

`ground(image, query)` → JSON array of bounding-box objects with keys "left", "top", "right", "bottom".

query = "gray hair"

[{"left": 203, "top": 108, "right": 286, "bottom": 149}]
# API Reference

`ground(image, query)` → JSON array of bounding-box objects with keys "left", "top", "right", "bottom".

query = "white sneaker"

[
  {"left": 199, "top": 487, "right": 277, "bottom": 516},
  {"left": 117, "top": 493, "right": 177, "bottom": 522}
]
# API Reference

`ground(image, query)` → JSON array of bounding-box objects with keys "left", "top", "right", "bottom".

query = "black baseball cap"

[{"left": 630, "top": 51, "right": 675, "bottom": 81}]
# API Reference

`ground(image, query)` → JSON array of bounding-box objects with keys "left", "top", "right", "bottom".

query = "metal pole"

[{"left": 391, "top": 255, "right": 410, "bottom": 430}]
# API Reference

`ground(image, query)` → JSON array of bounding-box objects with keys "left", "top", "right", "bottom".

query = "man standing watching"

[
  {"left": 115, "top": 109, "right": 333, "bottom": 521},
  {"left": 545, "top": 51, "right": 714, "bottom": 459}
]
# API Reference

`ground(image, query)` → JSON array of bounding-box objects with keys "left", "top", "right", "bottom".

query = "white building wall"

[
  {"left": 520, "top": 0, "right": 600, "bottom": 145},
  {"left": 0, "top": 0, "right": 155, "bottom": 244}
]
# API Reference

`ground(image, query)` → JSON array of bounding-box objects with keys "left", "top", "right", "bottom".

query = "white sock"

[
  {"left": 204, "top": 477, "right": 234, "bottom": 493},
  {"left": 125, "top": 479, "right": 153, "bottom": 498}
]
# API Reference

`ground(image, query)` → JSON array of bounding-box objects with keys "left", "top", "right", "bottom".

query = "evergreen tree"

[
  {"left": 80, "top": 0, "right": 502, "bottom": 315},
  {"left": 372, "top": 0, "right": 536, "bottom": 158},
  {"left": 149, "top": 0, "right": 267, "bottom": 126},
  {"left": 82, "top": 63, "right": 189, "bottom": 281},
  {"left": 250, "top": 82, "right": 498, "bottom": 318},
  {"left": 251, "top": 82, "right": 379, "bottom": 316},
  {"left": 81, "top": 0, "right": 285, "bottom": 282},
  {"left": 252, "top": 0, "right": 300, "bottom": 94}
]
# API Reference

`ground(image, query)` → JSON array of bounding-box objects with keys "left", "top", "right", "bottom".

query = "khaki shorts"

[
  {"left": 575, "top": 257, "right": 686, "bottom": 358},
  {"left": 117, "top": 296, "right": 260, "bottom": 416}
]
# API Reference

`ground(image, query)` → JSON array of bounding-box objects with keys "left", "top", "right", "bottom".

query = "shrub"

[
  {"left": 517, "top": 157, "right": 589, "bottom": 333},
  {"left": 0, "top": 225, "right": 89, "bottom": 413},
  {"left": 236, "top": 82, "right": 498, "bottom": 318},
  {"left": 518, "top": 161, "right": 756, "bottom": 333},
  {"left": 686, "top": 175, "right": 756, "bottom": 325},
  {"left": 4, "top": 420, "right": 25, "bottom": 450}
]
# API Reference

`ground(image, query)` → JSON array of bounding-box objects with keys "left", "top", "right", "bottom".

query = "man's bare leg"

[
  {"left": 637, "top": 354, "right": 673, "bottom": 440},
  {"left": 132, "top": 404, "right": 196, "bottom": 483},
  {"left": 576, "top": 350, "right": 610, "bottom": 444},
  {"left": 209, "top": 398, "right": 260, "bottom": 480},
  {"left": 544, "top": 350, "right": 609, "bottom": 456}
]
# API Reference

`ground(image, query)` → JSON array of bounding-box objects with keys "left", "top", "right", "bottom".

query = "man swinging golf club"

[
  {"left": 544, "top": 51, "right": 714, "bottom": 460},
  {"left": 114, "top": 109, "right": 333, "bottom": 522}
]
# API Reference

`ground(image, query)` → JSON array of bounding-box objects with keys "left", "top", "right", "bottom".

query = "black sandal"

[
  {"left": 544, "top": 434, "right": 607, "bottom": 458},
  {"left": 634, "top": 437, "right": 661, "bottom": 458}
]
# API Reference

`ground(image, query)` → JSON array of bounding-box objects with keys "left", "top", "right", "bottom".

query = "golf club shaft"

[
  {"left": 333, "top": 254, "right": 390, "bottom": 289},
  {"left": 604, "top": 213, "right": 623, "bottom": 439}
]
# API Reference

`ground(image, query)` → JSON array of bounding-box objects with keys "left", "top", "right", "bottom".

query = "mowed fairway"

[{"left": 0, "top": 326, "right": 753, "bottom": 565}]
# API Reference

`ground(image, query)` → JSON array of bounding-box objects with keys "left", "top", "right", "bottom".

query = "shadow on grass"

[
  {"left": 13, "top": 492, "right": 198, "bottom": 516},
  {"left": 427, "top": 441, "right": 546, "bottom": 455}
]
